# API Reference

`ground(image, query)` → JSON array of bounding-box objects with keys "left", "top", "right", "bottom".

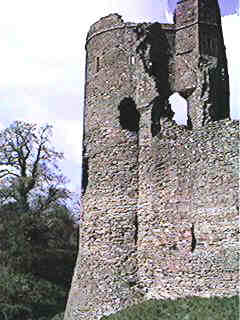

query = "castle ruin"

[{"left": 64, "top": 1, "right": 239, "bottom": 319}]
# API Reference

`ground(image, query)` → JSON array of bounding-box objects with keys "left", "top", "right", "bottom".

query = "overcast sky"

[{"left": 0, "top": 0, "right": 239, "bottom": 192}]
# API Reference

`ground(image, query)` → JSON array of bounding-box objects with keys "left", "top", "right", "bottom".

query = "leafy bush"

[
  {"left": 102, "top": 296, "right": 239, "bottom": 320},
  {"left": 0, "top": 203, "right": 77, "bottom": 320},
  {"left": 0, "top": 204, "right": 77, "bottom": 287},
  {"left": 0, "top": 122, "right": 79, "bottom": 319},
  {"left": 0, "top": 303, "right": 32, "bottom": 320},
  {"left": 51, "top": 312, "right": 64, "bottom": 320},
  {"left": 0, "top": 267, "right": 66, "bottom": 319}
]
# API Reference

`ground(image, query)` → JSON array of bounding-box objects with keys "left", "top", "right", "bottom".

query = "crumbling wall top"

[
  {"left": 158, "top": 23, "right": 175, "bottom": 31},
  {"left": 86, "top": 14, "right": 174, "bottom": 43},
  {"left": 87, "top": 14, "right": 126, "bottom": 40}
]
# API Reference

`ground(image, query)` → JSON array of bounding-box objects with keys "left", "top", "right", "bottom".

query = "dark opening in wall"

[
  {"left": 169, "top": 93, "right": 188, "bottom": 126},
  {"left": 134, "top": 213, "right": 138, "bottom": 246},
  {"left": 118, "top": 97, "right": 140, "bottom": 132},
  {"left": 81, "top": 156, "right": 89, "bottom": 195},
  {"left": 96, "top": 57, "right": 100, "bottom": 72},
  {"left": 191, "top": 224, "right": 197, "bottom": 253}
]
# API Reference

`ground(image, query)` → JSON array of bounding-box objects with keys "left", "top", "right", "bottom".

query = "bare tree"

[{"left": 0, "top": 121, "right": 71, "bottom": 212}]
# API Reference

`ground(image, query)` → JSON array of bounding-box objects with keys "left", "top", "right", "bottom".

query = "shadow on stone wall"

[
  {"left": 151, "top": 96, "right": 174, "bottom": 137},
  {"left": 135, "top": 23, "right": 172, "bottom": 98},
  {"left": 135, "top": 23, "right": 178, "bottom": 135},
  {"left": 206, "top": 63, "right": 230, "bottom": 122}
]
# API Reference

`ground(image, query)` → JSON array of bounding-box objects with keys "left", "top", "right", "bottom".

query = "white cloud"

[
  {"left": 52, "top": 120, "right": 83, "bottom": 164},
  {"left": 222, "top": 15, "right": 240, "bottom": 119}
]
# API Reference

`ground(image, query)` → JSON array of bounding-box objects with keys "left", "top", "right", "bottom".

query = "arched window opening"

[
  {"left": 169, "top": 93, "right": 188, "bottom": 126},
  {"left": 118, "top": 97, "right": 140, "bottom": 132}
]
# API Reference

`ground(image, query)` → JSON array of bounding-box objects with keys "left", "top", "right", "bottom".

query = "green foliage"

[
  {"left": 0, "top": 267, "right": 65, "bottom": 304},
  {"left": 0, "top": 204, "right": 78, "bottom": 282},
  {"left": 0, "top": 303, "right": 32, "bottom": 320},
  {"left": 51, "top": 313, "right": 64, "bottom": 320},
  {"left": 0, "top": 267, "right": 66, "bottom": 319},
  {"left": 0, "top": 202, "right": 78, "bottom": 319},
  {"left": 102, "top": 296, "right": 239, "bottom": 320},
  {"left": 0, "top": 121, "right": 80, "bottom": 319}
]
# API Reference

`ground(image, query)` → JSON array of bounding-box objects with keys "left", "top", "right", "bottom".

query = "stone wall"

[
  {"left": 65, "top": 117, "right": 239, "bottom": 320},
  {"left": 64, "top": 14, "right": 141, "bottom": 320},
  {"left": 64, "top": 2, "right": 239, "bottom": 319},
  {"left": 138, "top": 119, "right": 239, "bottom": 299}
]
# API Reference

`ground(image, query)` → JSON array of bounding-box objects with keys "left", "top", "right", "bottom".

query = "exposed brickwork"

[{"left": 64, "top": 1, "right": 239, "bottom": 319}]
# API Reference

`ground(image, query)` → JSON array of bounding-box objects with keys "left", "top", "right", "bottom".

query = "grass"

[{"left": 102, "top": 296, "right": 239, "bottom": 320}]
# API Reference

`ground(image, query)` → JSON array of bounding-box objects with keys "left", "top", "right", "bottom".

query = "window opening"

[
  {"left": 169, "top": 93, "right": 188, "bottom": 126},
  {"left": 96, "top": 57, "right": 100, "bottom": 72},
  {"left": 130, "top": 55, "right": 135, "bottom": 65},
  {"left": 81, "top": 154, "right": 89, "bottom": 195},
  {"left": 191, "top": 224, "right": 197, "bottom": 253}
]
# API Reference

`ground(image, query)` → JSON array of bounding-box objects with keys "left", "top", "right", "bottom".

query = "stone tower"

[
  {"left": 64, "top": 1, "right": 238, "bottom": 319},
  {"left": 174, "top": 0, "right": 230, "bottom": 128},
  {"left": 65, "top": 14, "right": 141, "bottom": 320}
]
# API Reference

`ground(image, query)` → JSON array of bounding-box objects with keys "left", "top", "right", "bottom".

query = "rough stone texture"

[
  {"left": 64, "top": 1, "right": 239, "bottom": 319},
  {"left": 138, "top": 119, "right": 239, "bottom": 301}
]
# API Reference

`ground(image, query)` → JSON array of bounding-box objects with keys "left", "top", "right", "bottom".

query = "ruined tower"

[
  {"left": 174, "top": 0, "right": 230, "bottom": 127},
  {"left": 65, "top": 1, "right": 238, "bottom": 319}
]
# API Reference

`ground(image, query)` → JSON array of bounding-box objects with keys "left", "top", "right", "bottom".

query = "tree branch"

[{"left": 0, "top": 169, "right": 20, "bottom": 179}]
